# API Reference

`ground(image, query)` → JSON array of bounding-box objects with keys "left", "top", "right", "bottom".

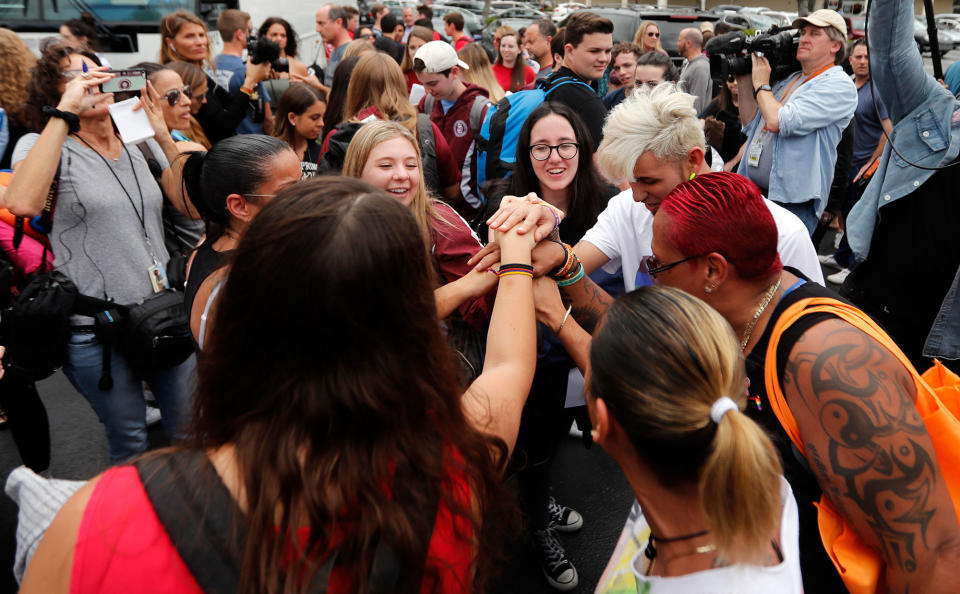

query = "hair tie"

[{"left": 710, "top": 396, "right": 738, "bottom": 424}]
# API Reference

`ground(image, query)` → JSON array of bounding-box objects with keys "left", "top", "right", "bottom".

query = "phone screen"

[{"left": 100, "top": 69, "right": 147, "bottom": 94}]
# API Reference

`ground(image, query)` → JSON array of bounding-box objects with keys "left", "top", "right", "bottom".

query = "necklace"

[
  {"left": 740, "top": 278, "right": 782, "bottom": 351},
  {"left": 644, "top": 529, "right": 709, "bottom": 560},
  {"left": 646, "top": 543, "right": 718, "bottom": 576}
]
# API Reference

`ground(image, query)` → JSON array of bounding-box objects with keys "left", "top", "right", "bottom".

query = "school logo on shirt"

[{"left": 454, "top": 120, "right": 468, "bottom": 137}]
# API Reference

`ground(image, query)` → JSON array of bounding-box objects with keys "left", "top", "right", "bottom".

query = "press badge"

[
  {"left": 747, "top": 140, "right": 763, "bottom": 167},
  {"left": 148, "top": 262, "right": 170, "bottom": 293}
]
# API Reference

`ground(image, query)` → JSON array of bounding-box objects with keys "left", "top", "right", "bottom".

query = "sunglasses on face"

[
  {"left": 647, "top": 31, "right": 660, "bottom": 38},
  {"left": 162, "top": 85, "right": 192, "bottom": 106},
  {"left": 639, "top": 253, "right": 704, "bottom": 278}
]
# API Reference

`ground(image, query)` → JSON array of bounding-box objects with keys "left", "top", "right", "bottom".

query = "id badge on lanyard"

[{"left": 747, "top": 136, "right": 764, "bottom": 167}]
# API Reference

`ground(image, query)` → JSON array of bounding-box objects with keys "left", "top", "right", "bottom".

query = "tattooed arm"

[
  {"left": 558, "top": 273, "right": 615, "bottom": 334},
  {"left": 783, "top": 319, "right": 960, "bottom": 594}
]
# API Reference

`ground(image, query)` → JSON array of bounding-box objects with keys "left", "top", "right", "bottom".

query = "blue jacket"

[
  {"left": 847, "top": 0, "right": 960, "bottom": 359},
  {"left": 737, "top": 65, "right": 857, "bottom": 214}
]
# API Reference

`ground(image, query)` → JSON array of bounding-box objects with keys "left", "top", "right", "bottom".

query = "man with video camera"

[
  {"left": 214, "top": 9, "right": 273, "bottom": 135},
  {"left": 735, "top": 10, "right": 857, "bottom": 234}
]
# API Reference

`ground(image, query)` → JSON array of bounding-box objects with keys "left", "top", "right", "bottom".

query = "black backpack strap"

[
  {"left": 416, "top": 114, "right": 440, "bottom": 192},
  {"left": 135, "top": 141, "right": 164, "bottom": 180},
  {"left": 13, "top": 162, "right": 60, "bottom": 251},
  {"left": 135, "top": 450, "right": 248, "bottom": 594}
]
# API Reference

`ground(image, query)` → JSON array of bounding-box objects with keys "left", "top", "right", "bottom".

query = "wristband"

[
  {"left": 753, "top": 84, "right": 772, "bottom": 99},
  {"left": 549, "top": 241, "right": 572, "bottom": 278},
  {"left": 539, "top": 203, "right": 561, "bottom": 231},
  {"left": 498, "top": 263, "right": 534, "bottom": 278},
  {"left": 239, "top": 86, "right": 255, "bottom": 97},
  {"left": 42, "top": 106, "right": 80, "bottom": 134},
  {"left": 556, "top": 263, "right": 584, "bottom": 287}
]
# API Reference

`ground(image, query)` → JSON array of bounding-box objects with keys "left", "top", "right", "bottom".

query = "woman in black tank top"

[
  {"left": 646, "top": 172, "right": 960, "bottom": 593},
  {"left": 181, "top": 135, "right": 302, "bottom": 345}
]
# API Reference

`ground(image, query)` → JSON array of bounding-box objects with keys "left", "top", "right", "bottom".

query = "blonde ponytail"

[
  {"left": 700, "top": 406, "right": 783, "bottom": 562},
  {"left": 589, "top": 286, "right": 783, "bottom": 564}
]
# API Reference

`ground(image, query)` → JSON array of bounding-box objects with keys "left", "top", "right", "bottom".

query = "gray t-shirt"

[
  {"left": 325, "top": 43, "right": 348, "bottom": 87},
  {"left": 13, "top": 134, "right": 171, "bottom": 315},
  {"left": 679, "top": 55, "right": 712, "bottom": 113},
  {"left": 744, "top": 128, "right": 776, "bottom": 193}
]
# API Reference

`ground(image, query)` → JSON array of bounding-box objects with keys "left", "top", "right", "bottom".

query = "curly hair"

[
  {"left": 257, "top": 16, "right": 298, "bottom": 58},
  {"left": 22, "top": 40, "right": 100, "bottom": 132},
  {"left": 0, "top": 28, "right": 37, "bottom": 127}
]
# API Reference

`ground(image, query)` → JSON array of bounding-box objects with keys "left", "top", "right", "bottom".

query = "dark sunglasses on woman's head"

[{"left": 163, "top": 85, "right": 192, "bottom": 107}]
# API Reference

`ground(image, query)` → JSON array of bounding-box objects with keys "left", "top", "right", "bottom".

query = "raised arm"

[
  {"left": 462, "top": 223, "right": 537, "bottom": 456},
  {"left": 4, "top": 70, "right": 113, "bottom": 216},
  {"left": 783, "top": 319, "right": 960, "bottom": 594}
]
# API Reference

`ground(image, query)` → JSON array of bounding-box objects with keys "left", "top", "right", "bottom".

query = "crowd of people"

[{"left": 2, "top": 0, "right": 960, "bottom": 592}]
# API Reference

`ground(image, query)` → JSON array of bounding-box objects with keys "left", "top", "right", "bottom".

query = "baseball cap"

[
  {"left": 700, "top": 21, "right": 714, "bottom": 33},
  {"left": 792, "top": 9, "right": 847, "bottom": 38},
  {"left": 413, "top": 40, "right": 469, "bottom": 72}
]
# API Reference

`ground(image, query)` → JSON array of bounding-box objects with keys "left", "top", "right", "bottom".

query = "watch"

[
  {"left": 753, "top": 84, "right": 773, "bottom": 99},
  {"left": 41, "top": 106, "right": 81, "bottom": 133}
]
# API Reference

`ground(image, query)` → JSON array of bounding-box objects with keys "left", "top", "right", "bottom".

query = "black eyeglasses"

[
  {"left": 639, "top": 253, "right": 704, "bottom": 278},
  {"left": 530, "top": 142, "right": 579, "bottom": 161},
  {"left": 163, "top": 85, "right": 192, "bottom": 106}
]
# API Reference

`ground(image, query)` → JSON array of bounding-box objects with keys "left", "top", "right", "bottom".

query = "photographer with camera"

[
  {"left": 213, "top": 9, "right": 273, "bottom": 136},
  {"left": 734, "top": 10, "right": 857, "bottom": 234}
]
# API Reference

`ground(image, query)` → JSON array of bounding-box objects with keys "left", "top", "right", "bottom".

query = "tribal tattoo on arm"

[
  {"left": 782, "top": 320, "right": 960, "bottom": 593},
  {"left": 557, "top": 274, "right": 614, "bottom": 334}
]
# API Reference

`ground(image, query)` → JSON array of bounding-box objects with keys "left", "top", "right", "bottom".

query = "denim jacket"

[
  {"left": 847, "top": 0, "right": 960, "bottom": 359},
  {"left": 738, "top": 65, "right": 857, "bottom": 214}
]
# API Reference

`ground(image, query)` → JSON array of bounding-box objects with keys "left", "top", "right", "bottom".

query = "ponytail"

[
  {"left": 589, "top": 286, "right": 784, "bottom": 564},
  {"left": 700, "top": 404, "right": 782, "bottom": 562},
  {"left": 181, "top": 150, "right": 226, "bottom": 228}
]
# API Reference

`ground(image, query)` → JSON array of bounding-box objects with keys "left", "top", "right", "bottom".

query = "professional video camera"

[
  {"left": 705, "top": 27, "right": 800, "bottom": 83},
  {"left": 246, "top": 35, "right": 289, "bottom": 73}
]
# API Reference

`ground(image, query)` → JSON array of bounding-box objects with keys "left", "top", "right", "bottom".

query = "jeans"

[
  {"left": 773, "top": 199, "right": 819, "bottom": 235},
  {"left": 63, "top": 332, "right": 196, "bottom": 462}
]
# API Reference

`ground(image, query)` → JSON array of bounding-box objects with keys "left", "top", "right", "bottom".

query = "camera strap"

[{"left": 777, "top": 62, "right": 834, "bottom": 105}]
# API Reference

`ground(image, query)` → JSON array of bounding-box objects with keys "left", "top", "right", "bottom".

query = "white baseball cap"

[
  {"left": 413, "top": 40, "right": 470, "bottom": 73},
  {"left": 792, "top": 9, "right": 847, "bottom": 38}
]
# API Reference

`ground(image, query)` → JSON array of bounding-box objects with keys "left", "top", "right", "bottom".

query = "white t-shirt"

[
  {"left": 595, "top": 476, "right": 803, "bottom": 594},
  {"left": 580, "top": 189, "right": 824, "bottom": 293}
]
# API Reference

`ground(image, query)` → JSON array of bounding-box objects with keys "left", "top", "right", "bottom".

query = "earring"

[
  {"left": 590, "top": 429, "right": 599, "bottom": 441},
  {"left": 689, "top": 172, "right": 696, "bottom": 181},
  {"left": 705, "top": 284, "right": 715, "bottom": 294}
]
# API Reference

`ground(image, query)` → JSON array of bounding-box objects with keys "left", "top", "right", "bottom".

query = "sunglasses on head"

[{"left": 163, "top": 85, "right": 192, "bottom": 106}]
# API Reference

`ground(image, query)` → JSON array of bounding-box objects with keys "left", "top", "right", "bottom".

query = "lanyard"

[
  {"left": 73, "top": 134, "right": 157, "bottom": 263},
  {"left": 759, "top": 63, "right": 834, "bottom": 136}
]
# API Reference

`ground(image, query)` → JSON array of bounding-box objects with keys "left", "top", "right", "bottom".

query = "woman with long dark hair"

[
  {"left": 180, "top": 134, "right": 301, "bottom": 345},
  {"left": 4, "top": 42, "right": 199, "bottom": 462},
  {"left": 257, "top": 16, "right": 309, "bottom": 77},
  {"left": 21, "top": 176, "right": 539, "bottom": 594},
  {"left": 492, "top": 27, "right": 535, "bottom": 93},
  {"left": 483, "top": 101, "right": 617, "bottom": 591},
  {"left": 272, "top": 83, "right": 326, "bottom": 178},
  {"left": 321, "top": 55, "right": 359, "bottom": 136}
]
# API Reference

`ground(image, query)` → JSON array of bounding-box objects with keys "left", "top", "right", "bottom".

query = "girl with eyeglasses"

[
  {"left": 4, "top": 42, "right": 201, "bottom": 462},
  {"left": 634, "top": 21, "right": 667, "bottom": 55},
  {"left": 482, "top": 102, "right": 618, "bottom": 591}
]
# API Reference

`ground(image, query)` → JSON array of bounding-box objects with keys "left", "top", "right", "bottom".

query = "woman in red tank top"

[{"left": 21, "top": 177, "right": 541, "bottom": 593}]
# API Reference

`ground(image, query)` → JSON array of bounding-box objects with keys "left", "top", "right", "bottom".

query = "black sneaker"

[
  {"left": 533, "top": 526, "right": 579, "bottom": 591},
  {"left": 547, "top": 495, "right": 584, "bottom": 533}
]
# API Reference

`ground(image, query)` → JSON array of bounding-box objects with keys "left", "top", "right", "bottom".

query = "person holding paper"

[{"left": 4, "top": 42, "right": 201, "bottom": 463}]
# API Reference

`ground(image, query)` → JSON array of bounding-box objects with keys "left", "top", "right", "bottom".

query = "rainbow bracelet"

[
  {"left": 556, "top": 263, "right": 584, "bottom": 287},
  {"left": 498, "top": 263, "right": 534, "bottom": 278}
]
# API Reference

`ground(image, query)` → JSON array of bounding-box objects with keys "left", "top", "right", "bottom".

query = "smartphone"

[{"left": 100, "top": 69, "right": 147, "bottom": 94}]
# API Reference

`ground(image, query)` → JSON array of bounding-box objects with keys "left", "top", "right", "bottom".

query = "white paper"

[
  {"left": 107, "top": 97, "right": 155, "bottom": 145},
  {"left": 565, "top": 367, "right": 586, "bottom": 408},
  {"left": 409, "top": 83, "right": 426, "bottom": 105}
]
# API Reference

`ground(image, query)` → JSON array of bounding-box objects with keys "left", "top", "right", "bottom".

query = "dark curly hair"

[
  {"left": 257, "top": 16, "right": 299, "bottom": 58},
  {"left": 22, "top": 40, "right": 100, "bottom": 132}
]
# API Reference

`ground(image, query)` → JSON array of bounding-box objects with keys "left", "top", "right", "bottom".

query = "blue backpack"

[{"left": 475, "top": 75, "right": 593, "bottom": 197}]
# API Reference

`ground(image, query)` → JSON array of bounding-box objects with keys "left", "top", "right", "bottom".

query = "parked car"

[
  {"left": 846, "top": 15, "right": 865, "bottom": 39},
  {"left": 915, "top": 17, "right": 958, "bottom": 56},
  {"left": 493, "top": 7, "right": 547, "bottom": 22},
  {"left": 710, "top": 5, "right": 744, "bottom": 13},
  {"left": 431, "top": 5, "right": 484, "bottom": 38},
  {"left": 558, "top": 7, "right": 719, "bottom": 68},
  {"left": 717, "top": 10, "right": 780, "bottom": 33},
  {"left": 552, "top": 2, "right": 586, "bottom": 23},
  {"left": 758, "top": 10, "right": 797, "bottom": 27}
]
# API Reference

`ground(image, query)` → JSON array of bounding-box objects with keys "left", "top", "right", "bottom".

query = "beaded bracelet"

[
  {"left": 551, "top": 250, "right": 580, "bottom": 280},
  {"left": 556, "top": 262, "right": 584, "bottom": 287},
  {"left": 548, "top": 241, "right": 573, "bottom": 278},
  {"left": 498, "top": 263, "right": 534, "bottom": 278}
]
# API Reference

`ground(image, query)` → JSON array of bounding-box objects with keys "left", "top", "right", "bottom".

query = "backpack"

[
  {"left": 475, "top": 75, "right": 592, "bottom": 197},
  {"left": 764, "top": 297, "right": 960, "bottom": 594},
  {"left": 319, "top": 114, "right": 441, "bottom": 193},
  {"left": 422, "top": 94, "right": 491, "bottom": 138}
]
